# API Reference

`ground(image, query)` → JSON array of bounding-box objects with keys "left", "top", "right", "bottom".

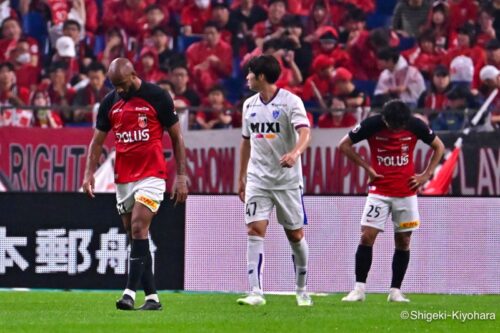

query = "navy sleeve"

[
  {"left": 348, "top": 114, "right": 385, "bottom": 144},
  {"left": 407, "top": 116, "right": 436, "bottom": 145},
  {"left": 144, "top": 83, "right": 179, "bottom": 128},
  {"left": 95, "top": 92, "right": 116, "bottom": 132}
]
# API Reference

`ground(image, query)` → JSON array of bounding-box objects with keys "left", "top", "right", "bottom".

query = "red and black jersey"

[
  {"left": 348, "top": 115, "right": 436, "bottom": 197},
  {"left": 96, "top": 81, "right": 178, "bottom": 184}
]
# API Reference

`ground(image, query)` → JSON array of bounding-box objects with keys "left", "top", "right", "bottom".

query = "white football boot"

[
  {"left": 387, "top": 288, "right": 410, "bottom": 302},
  {"left": 237, "top": 292, "right": 266, "bottom": 306}
]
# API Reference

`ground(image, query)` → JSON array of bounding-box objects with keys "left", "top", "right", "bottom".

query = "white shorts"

[
  {"left": 360, "top": 194, "right": 420, "bottom": 233},
  {"left": 115, "top": 177, "right": 166, "bottom": 215},
  {"left": 244, "top": 185, "right": 307, "bottom": 230}
]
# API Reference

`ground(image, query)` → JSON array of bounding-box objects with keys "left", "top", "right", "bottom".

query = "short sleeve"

[
  {"left": 348, "top": 115, "right": 384, "bottom": 144},
  {"left": 241, "top": 99, "right": 250, "bottom": 139},
  {"left": 155, "top": 90, "right": 179, "bottom": 128},
  {"left": 290, "top": 95, "right": 310, "bottom": 130},
  {"left": 95, "top": 92, "right": 115, "bottom": 132},
  {"left": 407, "top": 116, "right": 436, "bottom": 145}
]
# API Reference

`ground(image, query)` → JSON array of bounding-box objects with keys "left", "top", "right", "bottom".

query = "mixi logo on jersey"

[
  {"left": 115, "top": 113, "right": 150, "bottom": 143},
  {"left": 250, "top": 121, "right": 280, "bottom": 139}
]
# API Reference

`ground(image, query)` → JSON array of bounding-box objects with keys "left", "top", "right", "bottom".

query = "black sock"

[
  {"left": 355, "top": 245, "right": 373, "bottom": 283},
  {"left": 141, "top": 251, "right": 157, "bottom": 296},
  {"left": 391, "top": 249, "right": 410, "bottom": 289},
  {"left": 126, "top": 239, "right": 149, "bottom": 292}
]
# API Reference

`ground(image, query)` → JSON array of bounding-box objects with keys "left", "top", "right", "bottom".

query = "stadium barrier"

[
  {"left": 1, "top": 127, "right": 499, "bottom": 195},
  {"left": 0, "top": 193, "right": 185, "bottom": 290},
  {"left": 185, "top": 195, "right": 500, "bottom": 295}
]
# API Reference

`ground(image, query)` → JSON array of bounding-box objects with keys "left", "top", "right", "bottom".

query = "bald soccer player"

[{"left": 82, "top": 58, "right": 188, "bottom": 311}]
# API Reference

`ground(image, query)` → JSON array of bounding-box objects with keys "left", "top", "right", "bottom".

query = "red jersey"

[
  {"left": 348, "top": 115, "right": 436, "bottom": 197},
  {"left": 96, "top": 82, "right": 178, "bottom": 184}
]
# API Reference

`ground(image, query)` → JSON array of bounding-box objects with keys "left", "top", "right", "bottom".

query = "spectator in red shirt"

[
  {"left": 195, "top": 84, "right": 233, "bottom": 129},
  {"left": 98, "top": 28, "right": 134, "bottom": 68},
  {"left": 0, "top": 62, "right": 29, "bottom": 106},
  {"left": 475, "top": 9, "right": 496, "bottom": 48},
  {"left": 136, "top": 47, "right": 168, "bottom": 84},
  {"left": 302, "top": 54, "right": 334, "bottom": 102},
  {"left": 424, "top": 1, "right": 452, "bottom": 52},
  {"left": 140, "top": 4, "right": 170, "bottom": 48},
  {"left": 445, "top": 23, "right": 487, "bottom": 87},
  {"left": 102, "top": 0, "right": 148, "bottom": 38},
  {"left": 317, "top": 97, "right": 358, "bottom": 128},
  {"left": 31, "top": 90, "right": 64, "bottom": 128},
  {"left": 10, "top": 39, "right": 40, "bottom": 90},
  {"left": 304, "top": 0, "right": 332, "bottom": 44},
  {"left": 72, "top": 61, "right": 110, "bottom": 123},
  {"left": 486, "top": 39, "right": 500, "bottom": 68},
  {"left": 0, "top": 17, "right": 39, "bottom": 67},
  {"left": 313, "top": 27, "right": 353, "bottom": 72},
  {"left": 338, "top": 6, "right": 366, "bottom": 45},
  {"left": 181, "top": 0, "right": 212, "bottom": 36},
  {"left": 332, "top": 67, "right": 369, "bottom": 108},
  {"left": 186, "top": 21, "right": 232, "bottom": 94},
  {"left": 348, "top": 28, "right": 397, "bottom": 80},
  {"left": 417, "top": 65, "right": 452, "bottom": 111},
  {"left": 448, "top": 0, "right": 478, "bottom": 32},
  {"left": 44, "top": 61, "right": 76, "bottom": 113},
  {"left": 402, "top": 29, "right": 444, "bottom": 80},
  {"left": 253, "top": 0, "right": 288, "bottom": 45}
]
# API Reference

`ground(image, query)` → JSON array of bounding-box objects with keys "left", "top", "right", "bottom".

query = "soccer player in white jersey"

[{"left": 236, "top": 55, "right": 312, "bottom": 306}]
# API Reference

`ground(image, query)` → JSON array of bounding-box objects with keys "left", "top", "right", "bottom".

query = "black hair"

[
  {"left": 248, "top": 55, "right": 281, "bottom": 84},
  {"left": 145, "top": 4, "right": 162, "bottom": 13},
  {"left": 457, "top": 22, "right": 476, "bottom": 46},
  {"left": 381, "top": 100, "right": 412, "bottom": 129},
  {"left": 170, "top": 63, "right": 188, "bottom": 72},
  {"left": 376, "top": 47, "right": 400, "bottom": 63},
  {"left": 268, "top": 0, "right": 287, "bottom": 8},
  {"left": 417, "top": 28, "right": 435, "bottom": 44},
  {"left": 49, "top": 60, "right": 69, "bottom": 73},
  {"left": 152, "top": 26, "right": 169, "bottom": 36},
  {"left": 262, "top": 38, "right": 282, "bottom": 52},
  {"left": 369, "top": 28, "right": 390, "bottom": 49},
  {"left": 63, "top": 19, "right": 81, "bottom": 31},
  {"left": 0, "top": 62, "right": 14, "bottom": 72},
  {"left": 204, "top": 21, "right": 220, "bottom": 32},
  {"left": 158, "top": 79, "right": 174, "bottom": 89},
  {"left": 346, "top": 7, "right": 366, "bottom": 22},
  {"left": 86, "top": 61, "right": 106, "bottom": 74},
  {"left": 208, "top": 84, "right": 226, "bottom": 96}
]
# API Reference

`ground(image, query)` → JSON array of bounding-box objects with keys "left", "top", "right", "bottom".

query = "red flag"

[{"left": 422, "top": 147, "right": 461, "bottom": 195}]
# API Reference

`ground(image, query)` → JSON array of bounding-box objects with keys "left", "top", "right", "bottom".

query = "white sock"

[
  {"left": 123, "top": 288, "right": 136, "bottom": 300},
  {"left": 355, "top": 282, "right": 366, "bottom": 291},
  {"left": 247, "top": 235, "right": 264, "bottom": 295},
  {"left": 145, "top": 293, "right": 160, "bottom": 302},
  {"left": 290, "top": 238, "right": 309, "bottom": 291}
]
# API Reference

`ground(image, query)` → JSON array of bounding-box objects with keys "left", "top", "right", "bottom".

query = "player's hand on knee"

[
  {"left": 171, "top": 175, "right": 188, "bottom": 206},
  {"left": 82, "top": 175, "right": 95, "bottom": 198}
]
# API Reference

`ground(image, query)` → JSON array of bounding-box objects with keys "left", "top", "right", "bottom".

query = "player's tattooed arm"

[
  {"left": 280, "top": 127, "right": 311, "bottom": 168},
  {"left": 167, "top": 122, "right": 188, "bottom": 205},
  {"left": 338, "top": 134, "right": 383, "bottom": 184},
  {"left": 409, "top": 136, "right": 445, "bottom": 191},
  {"left": 82, "top": 130, "right": 108, "bottom": 198}
]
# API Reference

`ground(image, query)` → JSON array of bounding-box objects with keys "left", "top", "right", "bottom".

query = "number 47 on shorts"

[{"left": 246, "top": 202, "right": 257, "bottom": 217}]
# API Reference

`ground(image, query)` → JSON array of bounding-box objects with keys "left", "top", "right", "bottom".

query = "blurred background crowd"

[{"left": 0, "top": 0, "right": 499, "bottom": 131}]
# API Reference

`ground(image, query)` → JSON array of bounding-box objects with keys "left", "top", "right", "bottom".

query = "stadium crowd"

[{"left": 0, "top": 0, "right": 499, "bottom": 131}]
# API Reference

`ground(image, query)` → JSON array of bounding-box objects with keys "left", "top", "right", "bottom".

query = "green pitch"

[{"left": 0, "top": 291, "right": 498, "bottom": 333}]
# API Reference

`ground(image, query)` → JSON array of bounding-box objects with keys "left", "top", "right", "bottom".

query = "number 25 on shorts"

[{"left": 367, "top": 205, "right": 381, "bottom": 218}]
